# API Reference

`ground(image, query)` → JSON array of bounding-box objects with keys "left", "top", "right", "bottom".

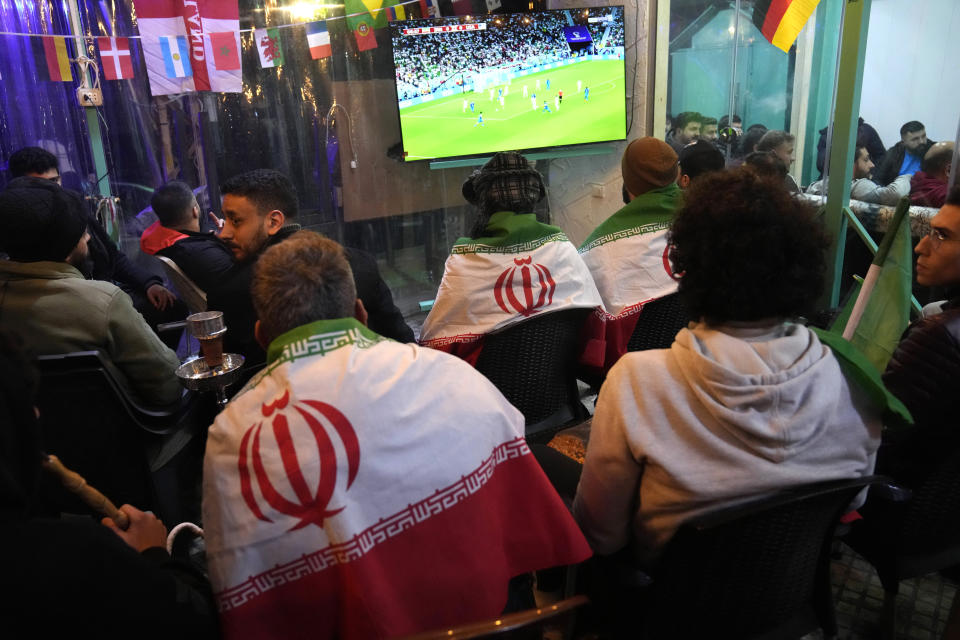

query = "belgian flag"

[{"left": 752, "top": 0, "right": 821, "bottom": 52}]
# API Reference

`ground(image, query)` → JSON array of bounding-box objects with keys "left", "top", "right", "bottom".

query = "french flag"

[{"left": 306, "top": 21, "right": 332, "bottom": 59}]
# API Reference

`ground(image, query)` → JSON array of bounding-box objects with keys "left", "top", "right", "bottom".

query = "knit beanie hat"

[
  {"left": 621, "top": 137, "right": 679, "bottom": 197},
  {"left": 0, "top": 177, "right": 87, "bottom": 262},
  {"left": 462, "top": 151, "right": 546, "bottom": 214}
]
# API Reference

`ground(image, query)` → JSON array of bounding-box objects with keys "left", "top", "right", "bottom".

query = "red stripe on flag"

[
  {"left": 419, "top": 0, "right": 428, "bottom": 18},
  {"left": 761, "top": 0, "right": 795, "bottom": 42},
  {"left": 42, "top": 38, "right": 66, "bottom": 82}
]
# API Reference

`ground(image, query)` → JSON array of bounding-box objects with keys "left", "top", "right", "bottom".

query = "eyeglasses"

[{"left": 926, "top": 227, "right": 952, "bottom": 250}]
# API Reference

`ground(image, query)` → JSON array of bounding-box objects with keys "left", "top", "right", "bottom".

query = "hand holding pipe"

[{"left": 41, "top": 454, "right": 130, "bottom": 530}]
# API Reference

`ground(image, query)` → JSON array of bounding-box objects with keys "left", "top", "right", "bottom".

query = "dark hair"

[
  {"left": 946, "top": 185, "right": 960, "bottom": 207},
  {"left": 151, "top": 181, "right": 195, "bottom": 227},
  {"left": 900, "top": 121, "right": 925, "bottom": 137},
  {"left": 8, "top": 147, "right": 58, "bottom": 178},
  {"left": 220, "top": 169, "right": 298, "bottom": 218},
  {"left": 679, "top": 141, "right": 724, "bottom": 181},
  {"left": 701, "top": 117, "right": 718, "bottom": 127},
  {"left": 738, "top": 125, "right": 768, "bottom": 157},
  {"left": 674, "top": 111, "right": 703, "bottom": 132},
  {"left": 668, "top": 168, "right": 829, "bottom": 323},
  {"left": 719, "top": 114, "right": 742, "bottom": 128},
  {"left": 743, "top": 151, "right": 787, "bottom": 179},
  {"left": 854, "top": 144, "right": 870, "bottom": 162}
]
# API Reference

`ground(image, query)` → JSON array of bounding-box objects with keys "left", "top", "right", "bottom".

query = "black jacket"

[
  {"left": 87, "top": 213, "right": 163, "bottom": 292},
  {"left": 880, "top": 298, "right": 960, "bottom": 485},
  {"left": 140, "top": 224, "right": 235, "bottom": 293},
  {"left": 207, "top": 227, "right": 415, "bottom": 368},
  {"left": 816, "top": 118, "right": 886, "bottom": 177},
  {"left": 873, "top": 139, "right": 936, "bottom": 187}
]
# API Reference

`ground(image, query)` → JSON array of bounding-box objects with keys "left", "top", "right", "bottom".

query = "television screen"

[{"left": 390, "top": 7, "right": 627, "bottom": 162}]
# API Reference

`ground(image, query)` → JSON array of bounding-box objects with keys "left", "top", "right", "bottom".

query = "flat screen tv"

[{"left": 389, "top": 7, "right": 627, "bottom": 162}]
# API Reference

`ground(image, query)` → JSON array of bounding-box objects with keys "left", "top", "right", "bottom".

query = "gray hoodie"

[{"left": 573, "top": 321, "right": 881, "bottom": 561}]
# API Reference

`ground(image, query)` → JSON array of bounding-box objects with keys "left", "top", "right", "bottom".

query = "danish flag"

[{"left": 97, "top": 37, "right": 135, "bottom": 80}]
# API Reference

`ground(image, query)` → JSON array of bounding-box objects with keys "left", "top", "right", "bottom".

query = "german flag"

[
  {"left": 752, "top": 0, "right": 821, "bottom": 52},
  {"left": 42, "top": 36, "right": 73, "bottom": 82}
]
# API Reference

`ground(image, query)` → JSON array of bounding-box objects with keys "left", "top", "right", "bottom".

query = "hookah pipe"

[{"left": 41, "top": 454, "right": 130, "bottom": 530}]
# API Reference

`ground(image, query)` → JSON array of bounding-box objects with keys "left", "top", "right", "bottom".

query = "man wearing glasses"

[
  {"left": 6, "top": 147, "right": 180, "bottom": 332},
  {"left": 882, "top": 185, "right": 960, "bottom": 487}
]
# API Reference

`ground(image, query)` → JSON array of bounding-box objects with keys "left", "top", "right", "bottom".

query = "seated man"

[
  {"left": 573, "top": 169, "right": 883, "bottom": 563},
  {"left": 677, "top": 139, "right": 725, "bottom": 189},
  {"left": 743, "top": 150, "right": 788, "bottom": 180},
  {"left": 579, "top": 137, "right": 684, "bottom": 371},
  {"left": 806, "top": 144, "right": 912, "bottom": 206},
  {"left": 0, "top": 178, "right": 181, "bottom": 406},
  {"left": 874, "top": 120, "right": 934, "bottom": 187},
  {"left": 206, "top": 169, "right": 414, "bottom": 368},
  {"left": 8, "top": 147, "right": 178, "bottom": 323},
  {"left": 140, "top": 180, "right": 234, "bottom": 292},
  {"left": 202, "top": 231, "right": 590, "bottom": 639},
  {"left": 882, "top": 185, "right": 960, "bottom": 487},
  {"left": 911, "top": 142, "right": 954, "bottom": 208},
  {"left": 419, "top": 151, "right": 603, "bottom": 364}
]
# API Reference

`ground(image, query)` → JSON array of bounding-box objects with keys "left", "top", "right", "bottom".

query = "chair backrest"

[
  {"left": 474, "top": 308, "right": 590, "bottom": 441},
  {"left": 157, "top": 255, "right": 207, "bottom": 314},
  {"left": 643, "top": 476, "right": 883, "bottom": 638},
  {"left": 33, "top": 351, "right": 184, "bottom": 516},
  {"left": 897, "top": 446, "right": 960, "bottom": 555},
  {"left": 626, "top": 292, "right": 690, "bottom": 352}
]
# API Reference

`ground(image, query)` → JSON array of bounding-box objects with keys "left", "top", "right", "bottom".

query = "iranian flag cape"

[
  {"left": 578, "top": 184, "right": 683, "bottom": 371},
  {"left": 203, "top": 318, "right": 592, "bottom": 639},
  {"left": 420, "top": 212, "right": 604, "bottom": 366}
]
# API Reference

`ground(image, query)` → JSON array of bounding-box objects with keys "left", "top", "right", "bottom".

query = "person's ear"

[
  {"left": 192, "top": 202, "right": 200, "bottom": 219},
  {"left": 254, "top": 320, "right": 269, "bottom": 349},
  {"left": 678, "top": 174, "right": 691, "bottom": 189},
  {"left": 354, "top": 299, "right": 368, "bottom": 327},
  {"left": 265, "top": 209, "right": 285, "bottom": 235}
]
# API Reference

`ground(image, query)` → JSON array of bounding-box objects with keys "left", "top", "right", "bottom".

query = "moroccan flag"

[
  {"left": 305, "top": 21, "right": 332, "bottom": 59},
  {"left": 209, "top": 31, "right": 241, "bottom": 70},
  {"left": 832, "top": 198, "right": 913, "bottom": 372},
  {"left": 254, "top": 28, "right": 284, "bottom": 68},
  {"left": 42, "top": 36, "right": 72, "bottom": 82},
  {"left": 752, "top": 0, "right": 821, "bottom": 52},
  {"left": 96, "top": 37, "right": 134, "bottom": 80},
  {"left": 345, "top": 0, "right": 379, "bottom": 51}
]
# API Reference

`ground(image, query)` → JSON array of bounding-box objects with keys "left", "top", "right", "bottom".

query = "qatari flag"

[
  {"left": 133, "top": 0, "right": 241, "bottom": 95},
  {"left": 203, "top": 320, "right": 591, "bottom": 639}
]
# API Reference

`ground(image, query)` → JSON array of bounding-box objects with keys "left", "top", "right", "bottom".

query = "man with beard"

[
  {"left": 206, "top": 169, "right": 413, "bottom": 369},
  {"left": 874, "top": 121, "right": 935, "bottom": 187},
  {"left": 0, "top": 178, "right": 180, "bottom": 406},
  {"left": 806, "top": 145, "right": 912, "bottom": 206}
]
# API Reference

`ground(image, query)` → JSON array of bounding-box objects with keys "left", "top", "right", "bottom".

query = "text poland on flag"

[{"left": 133, "top": 0, "right": 242, "bottom": 96}]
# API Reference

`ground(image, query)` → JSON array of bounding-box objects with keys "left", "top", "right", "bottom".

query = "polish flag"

[{"left": 97, "top": 37, "right": 135, "bottom": 80}]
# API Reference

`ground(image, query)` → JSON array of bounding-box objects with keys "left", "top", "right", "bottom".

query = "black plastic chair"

[
  {"left": 33, "top": 350, "right": 208, "bottom": 524},
  {"left": 592, "top": 476, "right": 886, "bottom": 639},
  {"left": 475, "top": 308, "right": 591, "bottom": 443},
  {"left": 626, "top": 292, "right": 691, "bottom": 352},
  {"left": 844, "top": 448, "right": 960, "bottom": 639}
]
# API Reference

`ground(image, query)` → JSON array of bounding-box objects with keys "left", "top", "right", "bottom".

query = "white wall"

[{"left": 859, "top": 0, "right": 960, "bottom": 147}]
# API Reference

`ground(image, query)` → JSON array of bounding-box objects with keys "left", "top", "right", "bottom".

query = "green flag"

[{"left": 833, "top": 198, "right": 913, "bottom": 373}]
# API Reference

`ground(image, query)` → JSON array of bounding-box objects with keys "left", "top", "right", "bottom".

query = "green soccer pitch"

[{"left": 398, "top": 58, "right": 626, "bottom": 161}]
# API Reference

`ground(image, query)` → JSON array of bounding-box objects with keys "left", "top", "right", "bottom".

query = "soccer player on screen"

[
  {"left": 555, "top": 95, "right": 560, "bottom": 111},
  {"left": 577, "top": 80, "right": 582, "bottom": 93},
  {"left": 470, "top": 101, "right": 475, "bottom": 113},
  {"left": 558, "top": 90, "right": 563, "bottom": 104},
  {"left": 536, "top": 79, "right": 541, "bottom": 91},
  {"left": 475, "top": 112, "right": 484, "bottom": 127},
  {"left": 584, "top": 86, "right": 589, "bottom": 101},
  {"left": 523, "top": 84, "right": 528, "bottom": 98},
  {"left": 531, "top": 93, "right": 537, "bottom": 110},
  {"left": 499, "top": 95, "right": 505, "bottom": 108},
  {"left": 546, "top": 78, "right": 551, "bottom": 90},
  {"left": 463, "top": 98, "right": 468, "bottom": 113},
  {"left": 489, "top": 87, "right": 495, "bottom": 101},
  {"left": 543, "top": 100, "right": 551, "bottom": 113}
]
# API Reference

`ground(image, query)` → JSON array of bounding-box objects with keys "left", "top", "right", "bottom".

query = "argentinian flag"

[{"left": 159, "top": 35, "right": 192, "bottom": 78}]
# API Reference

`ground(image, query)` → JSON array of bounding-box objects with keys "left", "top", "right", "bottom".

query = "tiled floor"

[{"left": 830, "top": 544, "right": 957, "bottom": 639}]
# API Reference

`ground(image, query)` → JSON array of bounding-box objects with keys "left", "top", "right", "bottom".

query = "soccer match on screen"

[{"left": 390, "top": 7, "right": 627, "bottom": 162}]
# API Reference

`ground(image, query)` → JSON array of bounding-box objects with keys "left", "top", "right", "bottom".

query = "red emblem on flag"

[
  {"left": 493, "top": 256, "right": 556, "bottom": 317},
  {"left": 238, "top": 390, "right": 361, "bottom": 531}
]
